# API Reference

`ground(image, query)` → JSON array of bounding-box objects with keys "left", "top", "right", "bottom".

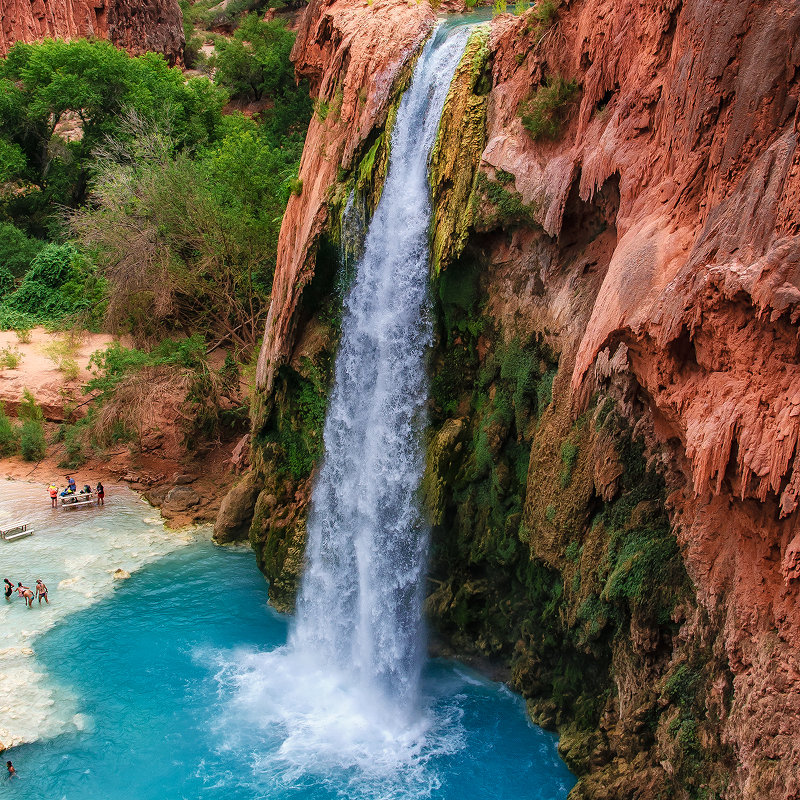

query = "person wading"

[{"left": 17, "top": 583, "right": 34, "bottom": 607}]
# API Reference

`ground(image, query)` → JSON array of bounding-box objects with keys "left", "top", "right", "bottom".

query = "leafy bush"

[
  {"left": 520, "top": 74, "right": 579, "bottom": 140},
  {"left": 15, "top": 328, "right": 32, "bottom": 343},
  {"left": 18, "top": 388, "right": 44, "bottom": 422},
  {"left": 57, "top": 421, "right": 88, "bottom": 469},
  {"left": 0, "top": 402, "right": 18, "bottom": 455},
  {"left": 493, "top": 0, "right": 508, "bottom": 14},
  {"left": 20, "top": 419, "right": 46, "bottom": 461},
  {"left": 532, "top": 0, "right": 558, "bottom": 25},
  {"left": 0, "top": 222, "right": 44, "bottom": 278},
  {"left": 2, "top": 243, "right": 107, "bottom": 326},
  {"left": 0, "top": 346, "right": 22, "bottom": 369},
  {"left": 42, "top": 336, "right": 82, "bottom": 380}
]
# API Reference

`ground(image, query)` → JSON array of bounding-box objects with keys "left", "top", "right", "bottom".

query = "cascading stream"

[{"left": 291, "top": 24, "right": 472, "bottom": 715}]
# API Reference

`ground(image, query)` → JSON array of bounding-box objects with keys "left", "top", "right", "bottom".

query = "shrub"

[
  {"left": 493, "top": 0, "right": 507, "bottom": 14},
  {"left": 520, "top": 75, "right": 579, "bottom": 140},
  {"left": 42, "top": 335, "right": 81, "bottom": 376},
  {"left": 15, "top": 328, "right": 32, "bottom": 343},
  {"left": 0, "top": 346, "right": 22, "bottom": 369},
  {"left": 515, "top": 0, "right": 528, "bottom": 14},
  {"left": 0, "top": 222, "right": 44, "bottom": 278},
  {"left": 0, "top": 402, "right": 18, "bottom": 456},
  {"left": 20, "top": 419, "right": 46, "bottom": 461},
  {"left": 18, "top": 389, "right": 43, "bottom": 422},
  {"left": 57, "top": 422, "right": 88, "bottom": 469},
  {"left": 532, "top": 0, "right": 558, "bottom": 25}
]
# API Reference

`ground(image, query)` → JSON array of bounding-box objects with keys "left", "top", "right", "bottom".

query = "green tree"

[
  {"left": 0, "top": 39, "right": 228, "bottom": 220},
  {"left": 70, "top": 116, "right": 298, "bottom": 347},
  {"left": 212, "top": 15, "right": 297, "bottom": 101}
]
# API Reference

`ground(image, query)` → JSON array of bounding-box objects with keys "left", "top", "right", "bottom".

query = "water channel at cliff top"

[{"left": 0, "top": 479, "right": 574, "bottom": 799}]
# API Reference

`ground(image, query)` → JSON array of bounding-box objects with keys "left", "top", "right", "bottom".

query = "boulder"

[
  {"left": 163, "top": 485, "right": 201, "bottom": 512},
  {"left": 213, "top": 471, "right": 262, "bottom": 543},
  {"left": 113, "top": 568, "right": 131, "bottom": 580}
]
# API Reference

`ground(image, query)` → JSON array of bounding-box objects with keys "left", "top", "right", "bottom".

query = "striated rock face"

[
  {"left": 480, "top": 2, "right": 800, "bottom": 796},
  {"left": 0, "top": 0, "right": 184, "bottom": 64},
  {"left": 241, "top": 0, "right": 800, "bottom": 796}
]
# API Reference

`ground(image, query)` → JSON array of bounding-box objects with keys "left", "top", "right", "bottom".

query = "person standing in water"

[
  {"left": 96, "top": 481, "right": 105, "bottom": 506},
  {"left": 17, "top": 583, "right": 33, "bottom": 607},
  {"left": 35, "top": 579, "right": 48, "bottom": 605},
  {"left": 49, "top": 483, "right": 58, "bottom": 508},
  {"left": 6, "top": 761, "right": 15, "bottom": 777},
  {"left": 4, "top": 578, "right": 13, "bottom": 600}
]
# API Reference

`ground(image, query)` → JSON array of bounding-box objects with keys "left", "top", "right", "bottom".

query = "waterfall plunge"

[
  {"left": 291, "top": 23, "right": 471, "bottom": 715},
  {"left": 224, "top": 24, "right": 474, "bottom": 789}
]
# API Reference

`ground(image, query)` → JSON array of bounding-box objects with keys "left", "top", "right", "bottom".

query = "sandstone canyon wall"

[
  {"left": 0, "top": 0, "right": 184, "bottom": 63},
  {"left": 223, "top": 0, "right": 800, "bottom": 797}
]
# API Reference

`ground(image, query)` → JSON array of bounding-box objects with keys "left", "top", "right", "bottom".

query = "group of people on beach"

[
  {"left": 4, "top": 577, "right": 47, "bottom": 607},
  {"left": 48, "top": 475, "right": 104, "bottom": 507}
]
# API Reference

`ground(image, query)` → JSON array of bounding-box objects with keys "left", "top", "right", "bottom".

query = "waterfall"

[
  {"left": 221, "top": 24, "right": 476, "bottom": 792},
  {"left": 291, "top": 23, "right": 470, "bottom": 714}
]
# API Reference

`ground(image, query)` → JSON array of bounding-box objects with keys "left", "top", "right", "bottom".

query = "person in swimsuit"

[
  {"left": 6, "top": 761, "right": 15, "bottom": 777},
  {"left": 96, "top": 481, "right": 105, "bottom": 506},
  {"left": 4, "top": 578, "right": 13, "bottom": 600},
  {"left": 17, "top": 583, "right": 34, "bottom": 607},
  {"left": 35, "top": 579, "right": 48, "bottom": 605}
]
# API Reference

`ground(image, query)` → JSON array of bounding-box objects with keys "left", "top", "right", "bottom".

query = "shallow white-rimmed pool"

[{"left": 0, "top": 481, "right": 575, "bottom": 799}]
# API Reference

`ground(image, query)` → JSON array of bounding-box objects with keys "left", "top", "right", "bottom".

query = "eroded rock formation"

[
  {"left": 0, "top": 0, "right": 184, "bottom": 63},
  {"left": 235, "top": 0, "right": 800, "bottom": 796}
]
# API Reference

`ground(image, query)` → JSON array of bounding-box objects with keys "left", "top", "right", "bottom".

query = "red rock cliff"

[
  {"left": 0, "top": 0, "right": 184, "bottom": 64},
  {"left": 252, "top": 0, "right": 800, "bottom": 796},
  {"left": 483, "top": 2, "right": 800, "bottom": 796},
  {"left": 254, "top": 0, "right": 436, "bottom": 391}
]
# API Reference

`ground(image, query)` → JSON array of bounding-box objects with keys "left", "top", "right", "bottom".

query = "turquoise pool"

[{"left": 2, "top": 539, "right": 575, "bottom": 799}]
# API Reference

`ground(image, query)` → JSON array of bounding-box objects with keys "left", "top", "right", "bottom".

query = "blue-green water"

[{"left": 2, "top": 541, "right": 574, "bottom": 799}]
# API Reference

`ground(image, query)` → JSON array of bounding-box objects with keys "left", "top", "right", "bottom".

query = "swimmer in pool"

[
  {"left": 6, "top": 761, "right": 15, "bottom": 777},
  {"left": 4, "top": 578, "right": 13, "bottom": 600}
]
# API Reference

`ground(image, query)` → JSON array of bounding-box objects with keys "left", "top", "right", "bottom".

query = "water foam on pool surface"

[{"left": 0, "top": 479, "right": 196, "bottom": 750}]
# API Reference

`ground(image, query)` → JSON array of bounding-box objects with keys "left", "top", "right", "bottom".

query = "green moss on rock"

[{"left": 429, "top": 26, "right": 491, "bottom": 275}]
